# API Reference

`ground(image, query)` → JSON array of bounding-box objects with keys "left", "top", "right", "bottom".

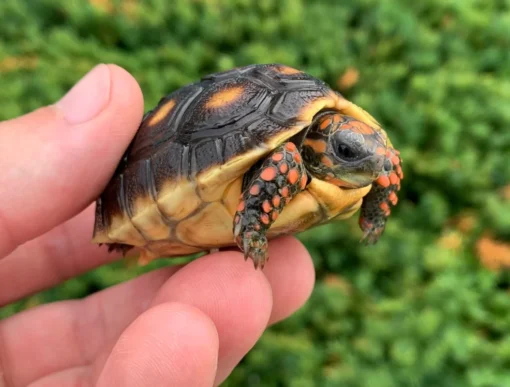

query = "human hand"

[{"left": 0, "top": 65, "right": 316, "bottom": 386}]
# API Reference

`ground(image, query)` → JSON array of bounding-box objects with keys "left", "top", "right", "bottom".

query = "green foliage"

[{"left": 1, "top": 0, "right": 510, "bottom": 385}]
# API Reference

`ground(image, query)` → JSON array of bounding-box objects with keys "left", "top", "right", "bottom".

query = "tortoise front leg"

[
  {"left": 359, "top": 148, "right": 404, "bottom": 243},
  {"left": 233, "top": 142, "right": 308, "bottom": 269}
]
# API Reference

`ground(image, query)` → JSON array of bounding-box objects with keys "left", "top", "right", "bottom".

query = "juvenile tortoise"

[{"left": 92, "top": 64, "right": 403, "bottom": 269}]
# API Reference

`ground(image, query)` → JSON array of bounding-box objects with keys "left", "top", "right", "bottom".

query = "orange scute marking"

[
  {"left": 285, "top": 142, "right": 297, "bottom": 151},
  {"left": 304, "top": 139, "right": 327, "bottom": 153},
  {"left": 237, "top": 201, "right": 245, "bottom": 212},
  {"left": 262, "top": 200, "right": 272, "bottom": 213},
  {"left": 288, "top": 169, "right": 299, "bottom": 184},
  {"left": 280, "top": 186, "right": 289, "bottom": 197},
  {"left": 272, "top": 153, "right": 284, "bottom": 162},
  {"left": 389, "top": 173, "right": 399, "bottom": 185},
  {"left": 205, "top": 86, "right": 244, "bottom": 109},
  {"left": 332, "top": 114, "right": 341, "bottom": 124},
  {"left": 148, "top": 99, "right": 175, "bottom": 126},
  {"left": 279, "top": 162, "right": 289, "bottom": 174},
  {"left": 261, "top": 166, "right": 277, "bottom": 181},
  {"left": 250, "top": 184, "right": 261, "bottom": 195},
  {"left": 294, "top": 152, "right": 302, "bottom": 163},
  {"left": 261, "top": 214, "right": 270, "bottom": 225},
  {"left": 272, "top": 195, "right": 281, "bottom": 207},
  {"left": 319, "top": 118, "right": 331, "bottom": 130},
  {"left": 300, "top": 174, "right": 308, "bottom": 189},
  {"left": 271, "top": 211, "right": 279, "bottom": 221},
  {"left": 276, "top": 65, "right": 302, "bottom": 75},
  {"left": 376, "top": 175, "right": 390, "bottom": 188}
]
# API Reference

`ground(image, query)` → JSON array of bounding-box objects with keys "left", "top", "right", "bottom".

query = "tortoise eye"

[{"left": 336, "top": 143, "right": 358, "bottom": 160}]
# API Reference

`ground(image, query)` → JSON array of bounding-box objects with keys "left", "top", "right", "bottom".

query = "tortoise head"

[{"left": 302, "top": 112, "right": 390, "bottom": 188}]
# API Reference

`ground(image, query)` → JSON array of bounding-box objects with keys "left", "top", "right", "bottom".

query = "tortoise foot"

[{"left": 236, "top": 232, "right": 269, "bottom": 269}]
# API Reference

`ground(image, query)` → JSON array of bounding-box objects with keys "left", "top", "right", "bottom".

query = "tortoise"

[{"left": 92, "top": 64, "right": 403, "bottom": 269}]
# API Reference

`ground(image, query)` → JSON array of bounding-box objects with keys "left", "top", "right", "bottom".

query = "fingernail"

[{"left": 56, "top": 64, "right": 111, "bottom": 124}]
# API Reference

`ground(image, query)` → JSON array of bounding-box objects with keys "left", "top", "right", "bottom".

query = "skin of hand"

[{"left": 0, "top": 64, "right": 316, "bottom": 387}]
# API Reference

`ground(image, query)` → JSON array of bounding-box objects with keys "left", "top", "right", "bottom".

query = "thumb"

[{"left": 0, "top": 64, "right": 144, "bottom": 258}]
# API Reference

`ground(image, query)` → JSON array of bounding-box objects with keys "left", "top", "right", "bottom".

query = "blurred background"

[{"left": 1, "top": 0, "right": 509, "bottom": 385}]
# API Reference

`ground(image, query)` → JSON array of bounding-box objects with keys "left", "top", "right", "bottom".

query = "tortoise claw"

[{"left": 237, "top": 232, "right": 268, "bottom": 269}]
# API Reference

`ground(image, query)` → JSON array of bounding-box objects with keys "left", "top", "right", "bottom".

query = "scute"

[{"left": 92, "top": 63, "right": 385, "bottom": 255}]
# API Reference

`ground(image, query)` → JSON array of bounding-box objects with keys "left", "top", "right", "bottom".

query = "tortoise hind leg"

[
  {"left": 359, "top": 148, "right": 403, "bottom": 243},
  {"left": 233, "top": 142, "right": 309, "bottom": 269}
]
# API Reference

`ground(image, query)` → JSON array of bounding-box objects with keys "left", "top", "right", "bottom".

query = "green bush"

[{"left": 1, "top": 0, "right": 509, "bottom": 385}]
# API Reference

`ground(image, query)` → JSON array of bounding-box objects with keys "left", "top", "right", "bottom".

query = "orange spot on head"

[
  {"left": 321, "top": 155, "right": 333, "bottom": 167},
  {"left": 389, "top": 173, "right": 399, "bottom": 185},
  {"left": 279, "top": 162, "right": 289, "bottom": 174},
  {"left": 148, "top": 99, "right": 175, "bottom": 126},
  {"left": 285, "top": 142, "right": 297, "bottom": 152},
  {"left": 287, "top": 169, "right": 299, "bottom": 184},
  {"left": 376, "top": 147, "right": 386, "bottom": 156},
  {"left": 340, "top": 121, "right": 375, "bottom": 135},
  {"left": 261, "top": 166, "right": 277, "bottom": 181},
  {"left": 272, "top": 195, "right": 281, "bottom": 207},
  {"left": 271, "top": 211, "right": 279, "bottom": 221},
  {"left": 376, "top": 175, "right": 390, "bottom": 188},
  {"left": 300, "top": 174, "right": 308, "bottom": 189},
  {"left": 237, "top": 201, "right": 245, "bottom": 212},
  {"left": 262, "top": 200, "right": 272, "bottom": 213},
  {"left": 320, "top": 118, "right": 331, "bottom": 130},
  {"left": 391, "top": 154, "right": 400, "bottom": 166},
  {"left": 272, "top": 152, "right": 284, "bottom": 162},
  {"left": 293, "top": 152, "right": 302, "bottom": 163},
  {"left": 250, "top": 184, "right": 261, "bottom": 195},
  {"left": 260, "top": 213, "right": 270, "bottom": 225},
  {"left": 205, "top": 86, "right": 244, "bottom": 109},
  {"left": 280, "top": 186, "right": 290, "bottom": 197},
  {"left": 304, "top": 139, "right": 327, "bottom": 154}
]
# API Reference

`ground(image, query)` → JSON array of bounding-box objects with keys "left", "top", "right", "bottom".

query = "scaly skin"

[
  {"left": 359, "top": 148, "right": 403, "bottom": 243},
  {"left": 233, "top": 142, "right": 308, "bottom": 268}
]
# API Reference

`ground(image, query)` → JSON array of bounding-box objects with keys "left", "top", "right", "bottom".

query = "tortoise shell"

[{"left": 92, "top": 64, "right": 398, "bottom": 265}]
